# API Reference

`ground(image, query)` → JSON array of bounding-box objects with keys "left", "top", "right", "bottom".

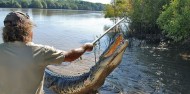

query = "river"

[{"left": 0, "top": 8, "right": 190, "bottom": 94}]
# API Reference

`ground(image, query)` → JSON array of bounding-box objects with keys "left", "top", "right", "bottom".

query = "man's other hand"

[{"left": 83, "top": 43, "right": 93, "bottom": 52}]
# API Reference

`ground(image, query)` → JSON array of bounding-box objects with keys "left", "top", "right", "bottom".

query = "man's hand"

[
  {"left": 63, "top": 43, "right": 94, "bottom": 62},
  {"left": 83, "top": 43, "right": 93, "bottom": 52}
]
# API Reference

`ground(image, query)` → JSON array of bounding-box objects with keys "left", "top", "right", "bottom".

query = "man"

[{"left": 0, "top": 11, "right": 93, "bottom": 94}]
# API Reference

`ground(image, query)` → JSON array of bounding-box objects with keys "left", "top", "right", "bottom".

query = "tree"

[
  {"left": 12, "top": 1, "right": 21, "bottom": 8},
  {"left": 41, "top": 1, "right": 47, "bottom": 8},
  {"left": 62, "top": 3, "right": 70, "bottom": 9},
  {"left": 104, "top": 0, "right": 170, "bottom": 36},
  {"left": 104, "top": 0, "right": 128, "bottom": 18},
  {"left": 30, "top": 0, "right": 43, "bottom": 8},
  {"left": 128, "top": 0, "right": 171, "bottom": 34},
  {"left": 0, "top": 1, "right": 12, "bottom": 8},
  {"left": 21, "top": 0, "right": 29, "bottom": 8},
  {"left": 0, "top": 0, "right": 105, "bottom": 11},
  {"left": 70, "top": 4, "right": 78, "bottom": 10},
  {"left": 157, "top": 0, "right": 190, "bottom": 42},
  {"left": 104, "top": 4, "right": 115, "bottom": 18},
  {"left": 46, "top": 0, "right": 56, "bottom": 9}
]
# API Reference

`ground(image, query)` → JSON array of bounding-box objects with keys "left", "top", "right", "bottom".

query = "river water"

[{"left": 0, "top": 8, "right": 190, "bottom": 94}]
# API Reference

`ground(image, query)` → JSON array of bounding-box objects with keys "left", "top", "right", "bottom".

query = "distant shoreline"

[
  {"left": 0, "top": 7, "right": 104, "bottom": 12},
  {"left": 0, "top": 0, "right": 105, "bottom": 11},
  {"left": 0, "top": 8, "right": 105, "bottom": 12}
]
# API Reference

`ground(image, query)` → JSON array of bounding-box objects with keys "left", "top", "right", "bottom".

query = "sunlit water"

[{"left": 0, "top": 8, "right": 190, "bottom": 94}]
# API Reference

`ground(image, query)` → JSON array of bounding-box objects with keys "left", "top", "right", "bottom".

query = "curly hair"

[{"left": 2, "top": 12, "right": 34, "bottom": 43}]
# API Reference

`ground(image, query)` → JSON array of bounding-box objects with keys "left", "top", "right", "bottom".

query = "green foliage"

[
  {"left": 69, "top": 4, "right": 78, "bottom": 10},
  {"left": 104, "top": 0, "right": 190, "bottom": 42},
  {"left": 0, "top": 1, "right": 12, "bottom": 8},
  {"left": 104, "top": 4, "right": 115, "bottom": 18},
  {"left": 30, "top": 0, "right": 43, "bottom": 8},
  {"left": 46, "top": 0, "right": 56, "bottom": 9},
  {"left": 127, "top": 0, "right": 170, "bottom": 34},
  {"left": 157, "top": 0, "right": 190, "bottom": 42},
  {"left": 41, "top": 1, "right": 47, "bottom": 8},
  {"left": 104, "top": 0, "right": 128, "bottom": 18},
  {"left": 12, "top": 1, "right": 21, "bottom": 8},
  {"left": 21, "top": 0, "right": 29, "bottom": 8},
  {"left": 104, "top": 0, "right": 170, "bottom": 36},
  {"left": 0, "top": 0, "right": 105, "bottom": 11}
]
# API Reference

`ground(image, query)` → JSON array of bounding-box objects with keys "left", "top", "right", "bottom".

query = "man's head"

[{"left": 3, "top": 11, "right": 33, "bottom": 43}]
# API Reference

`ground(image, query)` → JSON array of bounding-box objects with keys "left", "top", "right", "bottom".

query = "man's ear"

[{"left": 25, "top": 31, "right": 33, "bottom": 43}]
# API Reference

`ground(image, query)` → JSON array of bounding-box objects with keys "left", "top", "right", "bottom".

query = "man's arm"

[{"left": 63, "top": 43, "right": 93, "bottom": 62}]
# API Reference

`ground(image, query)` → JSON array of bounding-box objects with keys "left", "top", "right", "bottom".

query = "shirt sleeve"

[{"left": 43, "top": 46, "right": 66, "bottom": 65}]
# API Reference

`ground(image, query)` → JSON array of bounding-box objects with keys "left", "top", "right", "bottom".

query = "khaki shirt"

[{"left": 0, "top": 41, "right": 65, "bottom": 94}]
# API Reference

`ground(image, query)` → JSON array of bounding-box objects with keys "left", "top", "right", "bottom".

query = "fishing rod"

[{"left": 92, "top": 18, "right": 125, "bottom": 45}]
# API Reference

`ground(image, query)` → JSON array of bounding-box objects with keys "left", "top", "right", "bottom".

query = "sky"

[{"left": 82, "top": 0, "right": 111, "bottom": 4}]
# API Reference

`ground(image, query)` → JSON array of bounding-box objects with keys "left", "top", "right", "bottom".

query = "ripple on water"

[{"left": 99, "top": 45, "right": 190, "bottom": 94}]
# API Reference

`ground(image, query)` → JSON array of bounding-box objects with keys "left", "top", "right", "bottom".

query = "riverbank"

[
  {"left": 0, "top": 0, "right": 105, "bottom": 11},
  {"left": 127, "top": 36, "right": 190, "bottom": 61},
  {"left": 125, "top": 27, "right": 190, "bottom": 57}
]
